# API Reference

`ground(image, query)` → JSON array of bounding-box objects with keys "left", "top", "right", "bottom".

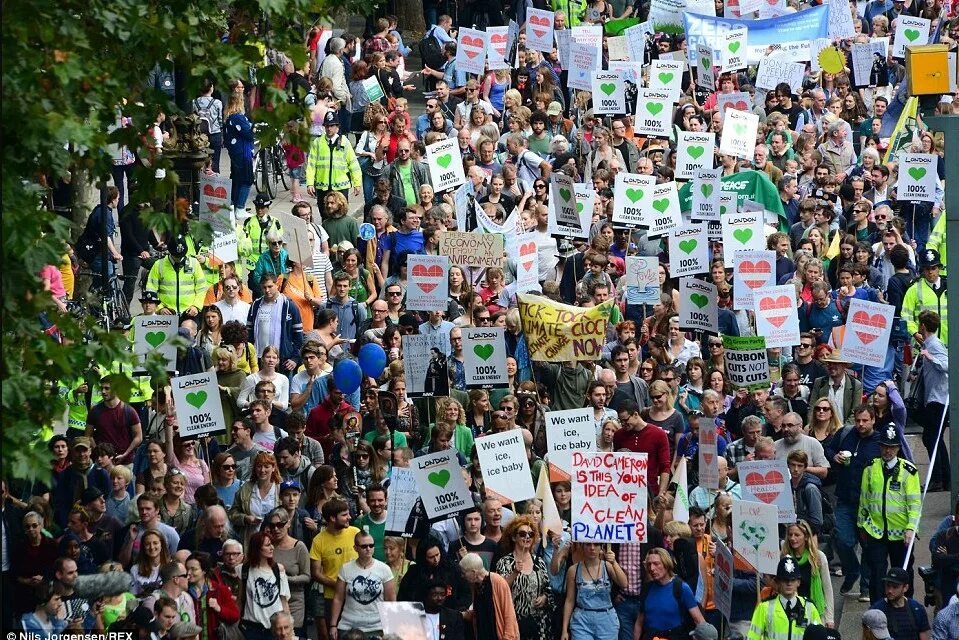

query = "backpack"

[
  {"left": 75, "top": 206, "right": 107, "bottom": 265},
  {"left": 638, "top": 576, "right": 701, "bottom": 636},
  {"left": 419, "top": 30, "right": 446, "bottom": 74},
  {"left": 193, "top": 97, "right": 219, "bottom": 135}
]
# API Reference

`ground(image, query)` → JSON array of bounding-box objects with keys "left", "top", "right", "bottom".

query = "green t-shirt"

[
  {"left": 364, "top": 429, "right": 408, "bottom": 449},
  {"left": 353, "top": 513, "right": 387, "bottom": 562},
  {"left": 396, "top": 162, "right": 417, "bottom": 208},
  {"left": 527, "top": 133, "right": 551, "bottom": 157}
]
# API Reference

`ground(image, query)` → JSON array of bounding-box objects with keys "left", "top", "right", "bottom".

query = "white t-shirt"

[
  {"left": 254, "top": 300, "right": 278, "bottom": 356},
  {"left": 243, "top": 565, "right": 290, "bottom": 628},
  {"left": 336, "top": 559, "right": 394, "bottom": 632},
  {"left": 216, "top": 298, "right": 251, "bottom": 326}
]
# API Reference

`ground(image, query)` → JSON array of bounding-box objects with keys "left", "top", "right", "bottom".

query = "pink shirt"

[{"left": 40, "top": 265, "right": 66, "bottom": 298}]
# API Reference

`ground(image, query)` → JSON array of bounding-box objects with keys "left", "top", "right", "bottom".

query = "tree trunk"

[{"left": 395, "top": 0, "right": 427, "bottom": 40}]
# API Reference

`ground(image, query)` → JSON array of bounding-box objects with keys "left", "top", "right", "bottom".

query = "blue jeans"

[
  {"left": 362, "top": 172, "right": 377, "bottom": 205},
  {"left": 835, "top": 501, "right": 869, "bottom": 593},
  {"left": 232, "top": 181, "right": 252, "bottom": 210},
  {"left": 615, "top": 595, "right": 642, "bottom": 640}
]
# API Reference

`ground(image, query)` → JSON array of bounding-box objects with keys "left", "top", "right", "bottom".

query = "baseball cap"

[
  {"left": 861, "top": 610, "right": 890, "bottom": 639},
  {"left": 883, "top": 567, "right": 909, "bottom": 585},
  {"left": 280, "top": 480, "right": 303, "bottom": 495},
  {"left": 80, "top": 487, "right": 104, "bottom": 504},
  {"left": 72, "top": 436, "right": 93, "bottom": 450},
  {"left": 546, "top": 101, "right": 562, "bottom": 116}
]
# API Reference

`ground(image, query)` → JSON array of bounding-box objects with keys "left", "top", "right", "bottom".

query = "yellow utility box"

[{"left": 906, "top": 44, "right": 951, "bottom": 96}]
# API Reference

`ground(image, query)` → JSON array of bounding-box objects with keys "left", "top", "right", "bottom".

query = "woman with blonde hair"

[
  {"left": 808, "top": 397, "right": 842, "bottom": 451},
  {"left": 384, "top": 536, "right": 414, "bottom": 585},
  {"left": 495, "top": 515, "right": 554, "bottom": 640},
  {"left": 598, "top": 418, "right": 619, "bottom": 452},
  {"left": 633, "top": 548, "right": 704, "bottom": 639},
  {"left": 781, "top": 520, "right": 834, "bottom": 626},
  {"left": 159, "top": 469, "right": 192, "bottom": 532},
  {"left": 224, "top": 84, "right": 255, "bottom": 210},
  {"left": 642, "top": 379, "right": 684, "bottom": 457},
  {"left": 430, "top": 397, "right": 475, "bottom": 459},
  {"left": 212, "top": 345, "right": 246, "bottom": 430}
]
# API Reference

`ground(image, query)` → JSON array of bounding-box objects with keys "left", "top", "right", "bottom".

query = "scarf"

[{"left": 792, "top": 550, "right": 825, "bottom": 616}]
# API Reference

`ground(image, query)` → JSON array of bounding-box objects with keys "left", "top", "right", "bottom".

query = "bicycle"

[
  {"left": 252, "top": 130, "right": 288, "bottom": 199},
  {"left": 75, "top": 264, "right": 132, "bottom": 331}
]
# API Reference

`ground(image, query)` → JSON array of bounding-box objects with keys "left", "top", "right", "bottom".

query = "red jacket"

[
  {"left": 306, "top": 398, "right": 353, "bottom": 458},
  {"left": 191, "top": 574, "right": 240, "bottom": 639}
]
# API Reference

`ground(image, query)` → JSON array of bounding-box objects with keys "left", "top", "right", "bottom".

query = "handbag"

[{"left": 217, "top": 622, "right": 243, "bottom": 640}]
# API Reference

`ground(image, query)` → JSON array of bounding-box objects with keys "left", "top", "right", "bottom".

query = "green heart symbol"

[
  {"left": 728, "top": 41, "right": 741, "bottom": 54},
  {"left": 904, "top": 28, "right": 921, "bottom": 42},
  {"left": 473, "top": 344, "right": 495, "bottom": 361},
  {"left": 688, "top": 146, "right": 705, "bottom": 160},
  {"left": 908, "top": 167, "right": 927, "bottom": 180},
  {"left": 428, "top": 469, "right": 451, "bottom": 488},
  {"left": 186, "top": 391, "right": 207, "bottom": 409},
  {"left": 646, "top": 102, "right": 664, "bottom": 116},
  {"left": 733, "top": 123, "right": 747, "bottom": 136},
  {"left": 600, "top": 82, "right": 616, "bottom": 96},
  {"left": 559, "top": 188, "right": 572, "bottom": 202},
  {"left": 679, "top": 239, "right": 698, "bottom": 254},
  {"left": 701, "top": 56, "right": 711, "bottom": 69},
  {"left": 625, "top": 187, "right": 644, "bottom": 203},
  {"left": 436, "top": 154, "right": 452, "bottom": 169},
  {"left": 720, "top": 205, "right": 728, "bottom": 215},
  {"left": 690, "top": 293, "right": 709, "bottom": 309},
  {"left": 145, "top": 331, "right": 166, "bottom": 348},
  {"left": 577, "top": 202, "right": 584, "bottom": 213},
  {"left": 658, "top": 72, "right": 674, "bottom": 84},
  {"left": 701, "top": 183, "right": 714, "bottom": 198},
  {"left": 652, "top": 198, "right": 670, "bottom": 213},
  {"left": 733, "top": 228, "right": 753, "bottom": 244}
]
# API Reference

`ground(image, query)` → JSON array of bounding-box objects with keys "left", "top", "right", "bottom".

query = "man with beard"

[
  {"left": 460, "top": 552, "right": 519, "bottom": 640},
  {"left": 774, "top": 412, "right": 830, "bottom": 479},
  {"left": 792, "top": 333, "right": 828, "bottom": 387},
  {"left": 310, "top": 499, "right": 359, "bottom": 640},
  {"left": 422, "top": 577, "right": 466, "bottom": 639}
]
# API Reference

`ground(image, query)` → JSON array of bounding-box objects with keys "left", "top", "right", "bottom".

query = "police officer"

[
  {"left": 241, "top": 192, "right": 282, "bottom": 296},
  {"left": 305, "top": 110, "right": 362, "bottom": 216},
  {"left": 858, "top": 422, "right": 921, "bottom": 604},
  {"left": 747, "top": 556, "right": 823, "bottom": 640},
  {"left": 902, "top": 248, "right": 948, "bottom": 346},
  {"left": 144, "top": 235, "right": 207, "bottom": 319}
]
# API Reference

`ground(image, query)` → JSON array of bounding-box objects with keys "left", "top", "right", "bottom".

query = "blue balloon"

[
  {"left": 332, "top": 359, "right": 363, "bottom": 395},
  {"left": 358, "top": 343, "right": 388, "bottom": 378}
]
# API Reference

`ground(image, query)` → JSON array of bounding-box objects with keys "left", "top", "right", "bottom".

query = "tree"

[
  {"left": 1, "top": 0, "right": 379, "bottom": 480},
  {"left": 395, "top": 0, "right": 427, "bottom": 39}
]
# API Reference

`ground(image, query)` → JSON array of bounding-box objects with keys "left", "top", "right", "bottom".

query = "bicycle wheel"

[
  {"left": 273, "top": 145, "right": 289, "bottom": 192},
  {"left": 257, "top": 149, "right": 276, "bottom": 199},
  {"left": 109, "top": 278, "right": 131, "bottom": 328}
]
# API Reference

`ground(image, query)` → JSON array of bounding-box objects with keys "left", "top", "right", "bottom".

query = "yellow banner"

[{"left": 517, "top": 294, "right": 613, "bottom": 362}]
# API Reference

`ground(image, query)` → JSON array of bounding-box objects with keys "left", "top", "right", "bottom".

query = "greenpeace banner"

[
  {"left": 683, "top": 6, "right": 829, "bottom": 66},
  {"left": 678, "top": 169, "right": 786, "bottom": 230},
  {"left": 518, "top": 294, "right": 614, "bottom": 362}
]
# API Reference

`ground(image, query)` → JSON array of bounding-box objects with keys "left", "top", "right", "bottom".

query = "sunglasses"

[
  {"left": 815, "top": 406, "right": 832, "bottom": 412},
  {"left": 709, "top": 343, "right": 723, "bottom": 348},
  {"left": 515, "top": 531, "right": 533, "bottom": 538},
  {"left": 268, "top": 520, "right": 288, "bottom": 529},
  {"left": 221, "top": 464, "right": 237, "bottom": 470},
  {"left": 387, "top": 291, "right": 402, "bottom": 296},
  {"left": 641, "top": 366, "right": 653, "bottom": 372},
  {"left": 651, "top": 394, "right": 665, "bottom": 400},
  {"left": 799, "top": 343, "right": 813, "bottom": 348},
  {"left": 358, "top": 543, "right": 375, "bottom": 549},
  {"left": 661, "top": 377, "right": 675, "bottom": 383},
  {"left": 224, "top": 284, "right": 239, "bottom": 291},
  {"left": 356, "top": 453, "right": 370, "bottom": 459}
]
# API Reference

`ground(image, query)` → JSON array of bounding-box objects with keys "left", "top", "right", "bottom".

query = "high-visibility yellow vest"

[
  {"left": 145, "top": 256, "right": 207, "bottom": 315},
  {"left": 901, "top": 276, "right": 948, "bottom": 345},
  {"left": 857, "top": 457, "right": 921, "bottom": 541},
  {"left": 305, "top": 134, "right": 362, "bottom": 192},
  {"left": 748, "top": 595, "right": 822, "bottom": 640}
]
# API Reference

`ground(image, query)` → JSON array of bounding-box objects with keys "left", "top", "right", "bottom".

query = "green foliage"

[{"left": 1, "top": 0, "right": 379, "bottom": 481}]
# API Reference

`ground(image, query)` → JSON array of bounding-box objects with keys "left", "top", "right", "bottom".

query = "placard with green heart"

[
  {"left": 652, "top": 198, "right": 670, "bottom": 213},
  {"left": 903, "top": 28, "right": 921, "bottom": 41},
  {"left": 186, "top": 391, "right": 207, "bottom": 409},
  {"left": 728, "top": 41, "right": 741, "bottom": 54},
  {"left": 646, "top": 102, "right": 664, "bottom": 116},
  {"left": 427, "top": 469, "right": 451, "bottom": 488},
  {"left": 733, "top": 228, "right": 754, "bottom": 244},
  {"left": 145, "top": 331, "right": 166, "bottom": 349},
  {"left": 625, "top": 187, "right": 644, "bottom": 203},
  {"left": 658, "top": 72, "right": 674, "bottom": 84},
  {"left": 473, "top": 344, "right": 495, "bottom": 361},
  {"left": 559, "top": 188, "right": 572, "bottom": 203},
  {"left": 690, "top": 293, "right": 709, "bottom": 309},
  {"left": 687, "top": 146, "right": 705, "bottom": 160},
  {"left": 908, "top": 167, "right": 927, "bottom": 181}
]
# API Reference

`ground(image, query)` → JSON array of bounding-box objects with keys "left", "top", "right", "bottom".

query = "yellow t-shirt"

[{"left": 309, "top": 525, "right": 359, "bottom": 598}]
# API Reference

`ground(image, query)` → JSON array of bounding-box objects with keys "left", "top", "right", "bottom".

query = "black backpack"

[
  {"left": 419, "top": 30, "right": 445, "bottom": 75},
  {"left": 75, "top": 206, "right": 107, "bottom": 265}
]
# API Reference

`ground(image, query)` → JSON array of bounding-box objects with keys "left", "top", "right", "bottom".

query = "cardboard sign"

[
  {"left": 486, "top": 26, "right": 510, "bottom": 70},
  {"left": 697, "top": 44, "right": 716, "bottom": 91},
  {"left": 592, "top": 71, "right": 626, "bottom": 115},
  {"left": 723, "top": 335, "right": 770, "bottom": 391},
  {"left": 513, "top": 235, "right": 541, "bottom": 294},
  {"left": 476, "top": 430, "right": 536, "bottom": 504},
  {"left": 893, "top": 15, "right": 930, "bottom": 58},
  {"left": 548, "top": 184, "right": 592, "bottom": 239},
  {"left": 721, "top": 210, "right": 765, "bottom": 267},
  {"left": 669, "top": 224, "right": 709, "bottom": 276},
  {"left": 407, "top": 255, "right": 449, "bottom": 311},
  {"left": 550, "top": 172, "right": 581, "bottom": 231},
  {"left": 732, "top": 499, "right": 780, "bottom": 573},
  {"left": 517, "top": 294, "right": 614, "bottom": 362},
  {"left": 713, "top": 539, "right": 734, "bottom": 620},
  {"left": 385, "top": 467, "right": 421, "bottom": 537},
  {"left": 734, "top": 249, "right": 776, "bottom": 310},
  {"left": 426, "top": 137, "right": 465, "bottom": 192},
  {"left": 898, "top": 153, "right": 938, "bottom": 203},
  {"left": 634, "top": 88, "right": 673, "bottom": 138},
  {"left": 827, "top": 0, "right": 856, "bottom": 39},
  {"left": 546, "top": 408, "right": 596, "bottom": 481},
  {"left": 525, "top": 8, "right": 555, "bottom": 52},
  {"left": 716, "top": 91, "right": 753, "bottom": 121},
  {"left": 756, "top": 56, "right": 806, "bottom": 93},
  {"left": 841, "top": 299, "right": 895, "bottom": 367},
  {"left": 571, "top": 24, "right": 604, "bottom": 60},
  {"left": 673, "top": 456, "right": 690, "bottom": 524},
  {"left": 646, "top": 181, "right": 683, "bottom": 238},
  {"left": 720, "top": 108, "right": 760, "bottom": 160},
  {"left": 721, "top": 27, "right": 748, "bottom": 71},
  {"left": 403, "top": 334, "right": 451, "bottom": 398},
  {"left": 678, "top": 277, "right": 719, "bottom": 333},
  {"left": 438, "top": 231, "right": 503, "bottom": 269},
  {"left": 650, "top": 59, "right": 685, "bottom": 101},
  {"left": 462, "top": 327, "right": 509, "bottom": 389},
  {"left": 556, "top": 29, "right": 572, "bottom": 70},
  {"left": 133, "top": 315, "right": 178, "bottom": 373},
  {"left": 624, "top": 257, "right": 661, "bottom": 304},
  {"left": 607, "top": 35, "right": 629, "bottom": 61},
  {"left": 571, "top": 452, "right": 648, "bottom": 543},
  {"left": 752, "top": 285, "right": 800, "bottom": 348},
  {"left": 624, "top": 22, "right": 655, "bottom": 63},
  {"left": 209, "top": 232, "right": 239, "bottom": 264},
  {"left": 171, "top": 372, "right": 226, "bottom": 438},
  {"left": 456, "top": 27, "right": 489, "bottom": 74},
  {"left": 691, "top": 168, "right": 722, "bottom": 222},
  {"left": 738, "top": 459, "right": 796, "bottom": 522},
  {"left": 676, "top": 132, "right": 716, "bottom": 180},
  {"left": 698, "top": 420, "right": 720, "bottom": 490},
  {"left": 567, "top": 40, "right": 599, "bottom": 91},
  {"left": 275, "top": 211, "right": 312, "bottom": 267},
  {"left": 612, "top": 173, "right": 656, "bottom": 227},
  {"left": 412, "top": 450, "right": 474, "bottom": 520},
  {"left": 199, "top": 174, "right": 232, "bottom": 233}
]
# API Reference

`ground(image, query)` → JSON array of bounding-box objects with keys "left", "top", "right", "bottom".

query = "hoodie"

[
  {"left": 792, "top": 472, "right": 825, "bottom": 535},
  {"left": 280, "top": 456, "right": 315, "bottom": 507}
]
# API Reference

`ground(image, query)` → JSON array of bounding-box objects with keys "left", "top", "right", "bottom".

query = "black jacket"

[{"left": 119, "top": 204, "right": 154, "bottom": 258}]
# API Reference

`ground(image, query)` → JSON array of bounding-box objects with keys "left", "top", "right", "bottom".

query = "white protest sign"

[
  {"left": 647, "top": 181, "right": 683, "bottom": 238},
  {"left": 407, "top": 255, "right": 449, "bottom": 311},
  {"left": 209, "top": 232, "right": 239, "bottom": 264},
  {"left": 571, "top": 24, "right": 604, "bottom": 60},
  {"left": 199, "top": 174, "right": 233, "bottom": 233},
  {"left": 669, "top": 224, "right": 709, "bottom": 276},
  {"left": 721, "top": 27, "right": 748, "bottom": 71},
  {"left": 634, "top": 88, "right": 673, "bottom": 138},
  {"left": 426, "top": 137, "right": 465, "bottom": 192},
  {"left": 456, "top": 27, "right": 489, "bottom": 75},
  {"left": 548, "top": 185, "right": 592, "bottom": 239},
  {"left": 739, "top": 0, "right": 762, "bottom": 15},
  {"left": 551, "top": 172, "right": 581, "bottom": 233},
  {"left": 463, "top": 327, "right": 509, "bottom": 389},
  {"left": 721, "top": 210, "right": 765, "bottom": 267},
  {"left": 894, "top": 15, "right": 930, "bottom": 58},
  {"left": 172, "top": 372, "right": 226, "bottom": 438},
  {"left": 756, "top": 56, "right": 806, "bottom": 93},
  {"left": 412, "top": 450, "right": 474, "bottom": 520},
  {"left": 679, "top": 277, "right": 719, "bottom": 333},
  {"left": 733, "top": 249, "right": 776, "bottom": 310},
  {"left": 546, "top": 408, "right": 596, "bottom": 481},
  {"left": 384, "top": 467, "right": 420, "bottom": 537},
  {"left": 592, "top": 71, "right": 626, "bottom": 115},
  {"left": 716, "top": 91, "right": 753, "bottom": 121},
  {"left": 738, "top": 459, "right": 796, "bottom": 522},
  {"left": 607, "top": 35, "right": 629, "bottom": 61},
  {"left": 567, "top": 40, "right": 599, "bottom": 91},
  {"left": 275, "top": 211, "right": 311, "bottom": 266},
  {"left": 697, "top": 44, "right": 717, "bottom": 91},
  {"left": 851, "top": 43, "right": 876, "bottom": 86},
  {"left": 438, "top": 231, "right": 503, "bottom": 269},
  {"left": 754, "top": 285, "right": 800, "bottom": 348},
  {"left": 840, "top": 299, "right": 895, "bottom": 367},
  {"left": 723, "top": 335, "right": 770, "bottom": 391},
  {"left": 769, "top": 41, "right": 811, "bottom": 62},
  {"left": 673, "top": 457, "right": 690, "bottom": 524},
  {"left": 650, "top": 0, "right": 715, "bottom": 27},
  {"left": 133, "top": 315, "right": 178, "bottom": 373},
  {"left": 476, "top": 430, "right": 536, "bottom": 504},
  {"left": 402, "top": 334, "right": 451, "bottom": 398},
  {"left": 556, "top": 29, "right": 572, "bottom": 70},
  {"left": 733, "top": 499, "right": 780, "bottom": 573},
  {"left": 613, "top": 173, "right": 656, "bottom": 227},
  {"left": 650, "top": 59, "right": 685, "bottom": 101},
  {"left": 572, "top": 452, "right": 648, "bottom": 543},
  {"left": 758, "top": 0, "right": 786, "bottom": 18},
  {"left": 676, "top": 132, "right": 715, "bottom": 180},
  {"left": 713, "top": 539, "right": 735, "bottom": 620},
  {"left": 698, "top": 419, "right": 720, "bottom": 489},
  {"left": 828, "top": 0, "right": 856, "bottom": 39},
  {"left": 899, "top": 153, "right": 938, "bottom": 203},
  {"left": 719, "top": 192, "right": 737, "bottom": 218},
  {"left": 720, "top": 108, "right": 760, "bottom": 160},
  {"left": 513, "top": 235, "right": 541, "bottom": 294},
  {"left": 485, "top": 26, "right": 509, "bottom": 70},
  {"left": 624, "top": 257, "right": 661, "bottom": 303},
  {"left": 525, "top": 8, "right": 555, "bottom": 52},
  {"left": 625, "top": 22, "right": 655, "bottom": 63},
  {"left": 691, "top": 168, "right": 722, "bottom": 222}
]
